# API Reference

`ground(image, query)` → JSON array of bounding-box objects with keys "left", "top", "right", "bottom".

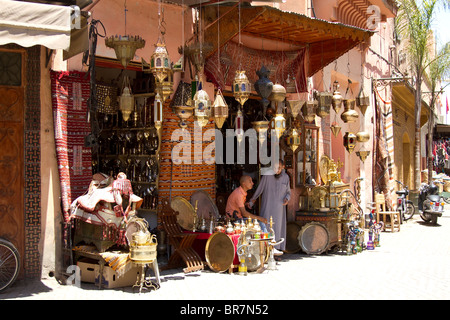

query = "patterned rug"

[
  {"left": 51, "top": 71, "right": 92, "bottom": 221},
  {"left": 158, "top": 101, "right": 216, "bottom": 217}
]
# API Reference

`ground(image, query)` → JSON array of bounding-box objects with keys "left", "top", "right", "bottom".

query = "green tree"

[{"left": 396, "top": 0, "right": 450, "bottom": 190}]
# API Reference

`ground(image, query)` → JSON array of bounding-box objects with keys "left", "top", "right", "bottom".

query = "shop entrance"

[{"left": 0, "top": 49, "right": 25, "bottom": 277}]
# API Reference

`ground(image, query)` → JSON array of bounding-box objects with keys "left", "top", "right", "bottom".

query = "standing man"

[
  {"left": 248, "top": 159, "right": 290, "bottom": 255},
  {"left": 225, "top": 175, "right": 268, "bottom": 225}
]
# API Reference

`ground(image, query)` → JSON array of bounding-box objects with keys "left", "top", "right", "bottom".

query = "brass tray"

[
  {"left": 170, "top": 196, "right": 196, "bottom": 231},
  {"left": 190, "top": 190, "right": 219, "bottom": 220},
  {"left": 285, "top": 221, "right": 302, "bottom": 253},
  {"left": 297, "top": 222, "right": 330, "bottom": 255},
  {"left": 205, "top": 232, "right": 235, "bottom": 272}
]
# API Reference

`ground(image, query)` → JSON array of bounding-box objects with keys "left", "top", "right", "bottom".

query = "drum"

[
  {"left": 205, "top": 232, "right": 235, "bottom": 272},
  {"left": 285, "top": 221, "right": 302, "bottom": 253},
  {"left": 297, "top": 222, "right": 330, "bottom": 255}
]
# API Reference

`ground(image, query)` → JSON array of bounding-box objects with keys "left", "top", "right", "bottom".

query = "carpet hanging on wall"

[{"left": 51, "top": 70, "right": 92, "bottom": 222}]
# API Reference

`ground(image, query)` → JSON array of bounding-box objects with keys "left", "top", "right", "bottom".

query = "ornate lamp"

[
  {"left": 270, "top": 113, "right": 286, "bottom": 140},
  {"left": 343, "top": 132, "right": 357, "bottom": 153},
  {"left": 212, "top": 89, "right": 228, "bottom": 129},
  {"left": 235, "top": 109, "right": 244, "bottom": 143},
  {"left": 356, "top": 86, "right": 370, "bottom": 115},
  {"left": 331, "top": 81, "right": 343, "bottom": 113},
  {"left": 330, "top": 123, "right": 341, "bottom": 138},
  {"left": 302, "top": 100, "right": 317, "bottom": 123},
  {"left": 105, "top": 35, "right": 145, "bottom": 69},
  {"left": 154, "top": 92, "right": 163, "bottom": 129},
  {"left": 341, "top": 99, "right": 359, "bottom": 123},
  {"left": 119, "top": 76, "right": 134, "bottom": 122},
  {"left": 150, "top": 40, "right": 171, "bottom": 84},
  {"left": 233, "top": 70, "right": 251, "bottom": 108},
  {"left": 254, "top": 66, "right": 273, "bottom": 110},
  {"left": 193, "top": 84, "right": 212, "bottom": 128},
  {"left": 315, "top": 91, "right": 332, "bottom": 118},
  {"left": 170, "top": 81, "right": 193, "bottom": 129},
  {"left": 252, "top": 120, "right": 270, "bottom": 144},
  {"left": 356, "top": 150, "right": 370, "bottom": 163},
  {"left": 287, "top": 128, "right": 301, "bottom": 152}
]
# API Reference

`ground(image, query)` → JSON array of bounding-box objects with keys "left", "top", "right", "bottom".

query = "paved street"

[{"left": 2, "top": 208, "right": 450, "bottom": 302}]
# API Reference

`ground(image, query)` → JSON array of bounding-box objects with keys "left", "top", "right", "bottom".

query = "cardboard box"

[
  {"left": 94, "top": 264, "right": 141, "bottom": 289},
  {"left": 77, "top": 258, "right": 97, "bottom": 284}
]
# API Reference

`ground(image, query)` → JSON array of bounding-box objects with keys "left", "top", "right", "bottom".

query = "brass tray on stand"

[
  {"left": 170, "top": 196, "right": 196, "bottom": 231},
  {"left": 297, "top": 221, "right": 330, "bottom": 255}
]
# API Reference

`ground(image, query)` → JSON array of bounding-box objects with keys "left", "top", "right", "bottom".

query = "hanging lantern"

[
  {"left": 356, "top": 131, "right": 370, "bottom": 143},
  {"left": 233, "top": 70, "right": 251, "bottom": 108},
  {"left": 302, "top": 100, "right": 317, "bottom": 123},
  {"left": 252, "top": 120, "right": 270, "bottom": 144},
  {"left": 236, "top": 109, "right": 244, "bottom": 143},
  {"left": 270, "top": 113, "right": 286, "bottom": 140},
  {"left": 254, "top": 66, "right": 273, "bottom": 110},
  {"left": 330, "top": 123, "right": 341, "bottom": 138},
  {"left": 105, "top": 35, "right": 145, "bottom": 69},
  {"left": 314, "top": 91, "right": 332, "bottom": 118},
  {"left": 269, "top": 83, "right": 286, "bottom": 106},
  {"left": 332, "top": 81, "right": 343, "bottom": 113},
  {"left": 193, "top": 85, "right": 212, "bottom": 128},
  {"left": 150, "top": 39, "right": 171, "bottom": 85},
  {"left": 212, "top": 89, "right": 228, "bottom": 129},
  {"left": 119, "top": 76, "right": 135, "bottom": 122},
  {"left": 287, "top": 128, "right": 301, "bottom": 152},
  {"left": 154, "top": 92, "right": 163, "bottom": 129},
  {"left": 356, "top": 87, "right": 370, "bottom": 115},
  {"left": 343, "top": 132, "right": 357, "bottom": 153},
  {"left": 170, "top": 81, "right": 193, "bottom": 129},
  {"left": 356, "top": 150, "right": 370, "bottom": 163},
  {"left": 340, "top": 99, "right": 359, "bottom": 123},
  {"left": 288, "top": 100, "right": 305, "bottom": 120},
  {"left": 158, "top": 70, "right": 174, "bottom": 102}
]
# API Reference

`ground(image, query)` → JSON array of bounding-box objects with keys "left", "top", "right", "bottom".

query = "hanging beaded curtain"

[{"left": 204, "top": 41, "right": 307, "bottom": 92}]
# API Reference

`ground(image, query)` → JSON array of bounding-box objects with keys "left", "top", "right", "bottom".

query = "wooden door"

[{"left": 0, "top": 49, "right": 25, "bottom": 275}]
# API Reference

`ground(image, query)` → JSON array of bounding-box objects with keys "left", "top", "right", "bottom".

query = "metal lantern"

[
  {"left": 343, "top": 132, "right": 357, "bottom": 153},
  {"left": 356, "top": 150, "right": 370, "bottom": 163},
  {"left": 233, "top": 70, "right": 251, "bottom": 108},
  {"left": 252, "top": 120, "right": 270, "bottom": 144},
  {"left": 332, "top": 81, "right": 343, "bottom": 113},
  {"left": 287, "top": 128, "right": 301, "bottom": 152},
  {"left": 269, "top": 83, "right": 286, "bottom": 105},
  {"left": 154, "top": 92, "right": 163, "bottom": 129},
  {"left": 119, "top": 76, "right": 135, "bottom": 122},
  {"left": 270, "top": 113, "right": 286, "bottom": 140},
  {"left": 212, "top": 89, "right": 228, "bottom": 129},
  {"left": 171, "top": 81, "right": 193, "bottom": 129},
  {"left": 356, "top": 131, "right": 370, "bottom": 143},
  {"left": 254, "top": 66, "right": 273, "bottom": 109},
  {"left": 150, "top": 40, "right": 171, "bottom": 85},
  {"left": 193, "top": 85, "right": 212, "bottom": 128},
  {"left": 288, "top": 100, "right": 305, "bottom": 120},
  {"left": 235, "top": 109, "right": 244, "bottom": 143},
  {"left": 302, "top": 100, "right": 317, "bottom": 123},
  {"left": 330, "top": 123, "right": 341, "bottom": 138},
  {"left": 105, "top": 35, "right": 145, "bottom": 69},
  {"left": 356, "top": 87, "right": 370, "bottom": 115},
  {"left": 340, "top": 99, "right": 359, "bottom": 123},
  {"left": 314, "top": 91, "right": 332, "bottom": 118}
]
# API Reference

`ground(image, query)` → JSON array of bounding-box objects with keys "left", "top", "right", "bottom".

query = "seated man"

[{"left": 225, "top": 175, "right": 267, "bottom": 225}]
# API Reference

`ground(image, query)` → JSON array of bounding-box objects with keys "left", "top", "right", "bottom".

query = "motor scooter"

[{"left": 418, "top": 181, "right": 444, "bottom": 225}]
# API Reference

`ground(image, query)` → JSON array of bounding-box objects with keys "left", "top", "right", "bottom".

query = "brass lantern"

[
  {"left": 270, "top": 113, "right": 286, "bottom": 140},
  {"left": 331, "top": 81, "right": 343, "bottom": 113},
  {"left": 171, "top": 81, "right": 193, "bottom": 129},
  {"left": 302, "top": 100, "right": 317, "bottom": 123},
  {"left": 356, "top": 150, "right": 370, "bottom": 163},
  {"left": 330, "top": 123, "right": 341, "bottom": 138},
  {"left": 212, "top": 89, "right": 228, "bottom": 129},
  {"left": 341, "top": 99, "right": 359, "bottom": 123},
  {"left": 193, "top": 85, "right": 212, "bottom": 128},
  {"left": 356, "top": 87, "right": 370, "bottom": 115},
  {"left": 150, "top": 39, "right": 171, "bottom": 85},
  {"left": 287, "top": 128, "right": 301, "bottom": 152},
  {"left": 233, "top": 70, "right": 251, "bottom": 108},
  {"left": 105, "top": 35, "right": 145, "bottom": 69},
  {"left": 252, "top": 120, "right": 270, "bottom": 144},
  {"left": 343, "top": 132, "right": 357, "bottom": 153},
  {"left": 154, "top": 92, "right": 163, "bottom": 129},
  {"left": 236, "top": 109, "right": 244, "bottom": 143},
  {"left": 119, "top": 76, "right": 134, "bottom": 122},
  {"left": 288, "top": 100, "right": 305, "bottom": 119},
  {"left": 315, "top": 91, "right": 332, "bottom": 118}
]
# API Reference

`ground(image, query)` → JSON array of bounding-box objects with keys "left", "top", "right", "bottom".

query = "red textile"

[
  {"left": 204, "top": 41, "right": 307, "bottom": 92},
  {"left": 51, "top": 71, "right": 92, "bottom": 221}
]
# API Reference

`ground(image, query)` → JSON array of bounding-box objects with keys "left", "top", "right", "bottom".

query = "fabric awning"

[
  {"left": 201, "top": 4, "right": 374, "bottom": 92},
  {"left": 0, "top": 0, "right": 87, "bottom": 53}
]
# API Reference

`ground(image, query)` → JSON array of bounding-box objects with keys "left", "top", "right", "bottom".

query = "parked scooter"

[{"left": 418, "top": 181, "right": 444, "bottom": 225}]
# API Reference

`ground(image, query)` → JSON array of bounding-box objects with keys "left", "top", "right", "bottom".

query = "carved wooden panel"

[{"left": 0, "top": 84, "right": 24, "bottom": 270}]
